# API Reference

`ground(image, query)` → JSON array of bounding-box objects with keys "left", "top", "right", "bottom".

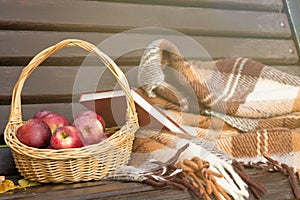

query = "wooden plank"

[
  {"left": 2, "top": 65, "right": 300, "bottom": 101},
  {"left": 104, "top": 188, "right": 195, "bottom": 200},
  {"left": 0, "top": 168, "right": 299, "bottom": 200},
  {"left": 0, "top": 0, "right": 291, "bottom": 38},
  {"left": 0, "top": 181, "right": 155, "bottom": 200},
  {"left": 0, "top": 66, "right": 135, "bottom": 101},
  {"left": 8, "top": 186, "right": 193, "bottom": 200},
  {"left": 9, "top": 182, "right": 152, "bottom": 200},
  {"left": 272, "top": 65, "right": 300, "bottom": 76},
  {"left": 0, "top": 147, "right": 17, "bottom": 175},
  {"left": 246, "top": 168, "right": 299, "bottom": 200},
  {"left": 96, "top": 0, "right": 284, "bottom": 11},
  {"left": 0, "top": 31, "right": 298, "bottom": 66},
  {"left": 0, "top": 181, "right": 138, "bottom": 199}
]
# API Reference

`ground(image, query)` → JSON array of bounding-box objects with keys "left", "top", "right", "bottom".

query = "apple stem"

[
  {"left": 61, "top": 131, "right": 69, "bottom": 139},
  {"left": 84, "top": 127, "right": 91, "bottom": 135}
]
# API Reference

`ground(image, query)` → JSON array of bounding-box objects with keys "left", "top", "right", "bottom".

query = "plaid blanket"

[
  {"left": 106, "top": 129, "right": 249, "bottom": 200},
  {"left": 105, "top": 39, "right": 300, "bottom": 200},
  {"left": 137, "top": 39, "right": 300, "bottom": 132}
]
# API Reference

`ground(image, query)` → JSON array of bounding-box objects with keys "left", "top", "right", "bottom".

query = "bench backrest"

[{"left": 0, "top": 0, "right": 299, "bottom": 144}]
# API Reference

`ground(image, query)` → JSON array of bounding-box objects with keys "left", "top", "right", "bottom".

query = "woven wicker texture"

[{"left": 4, "top": 39, "right": 139, "bottom": 183}]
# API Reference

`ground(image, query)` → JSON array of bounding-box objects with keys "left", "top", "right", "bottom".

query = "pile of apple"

[{"left": 16, "top": 110, "right": 107, "bottom": 149}]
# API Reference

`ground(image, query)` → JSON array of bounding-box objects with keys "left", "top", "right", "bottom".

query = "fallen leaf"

[
  {"left": 0, "top": 180, "right": 19, "bottom": 194},
  {"left": 0, "top": 178, "right": 40, "bottom": 194},
  {"left": 18, "top": 179, "right": 40, "bottom": 187}
]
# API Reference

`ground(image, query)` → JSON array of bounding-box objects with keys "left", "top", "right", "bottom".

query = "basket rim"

[{"left": 4, "top": 39, "right": 139, "bottom": 160}]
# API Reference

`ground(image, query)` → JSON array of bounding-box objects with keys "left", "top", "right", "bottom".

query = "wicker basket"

[{"left": 4, "top": 39, "right": 139, "bottom": 183}]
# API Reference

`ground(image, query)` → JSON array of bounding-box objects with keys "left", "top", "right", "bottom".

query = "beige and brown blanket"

[
  {"left": 138, "top": 39, "right": 300, "bottom": 133},
  {"left": 106, "top": 39, "right": 300, "bottom": 200}
]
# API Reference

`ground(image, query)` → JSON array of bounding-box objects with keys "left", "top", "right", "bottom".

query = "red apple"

[
  {"left": 41, "top": 113, "right": 69, "bottom": 133},
  {"left": 73, "top": 113, "right": 105, "bottom": 146},
  {"left": 33, "top": 110, "right": 52, "bottom": 119},
  {"left": 50, "top": 126, "right": 83, "bottom": 149},
  {"left": 75, "top": 110, "right": 105, "bottom": 129},
  {"left": 16, "top": 119, "right": 51, "bottom": 148}
]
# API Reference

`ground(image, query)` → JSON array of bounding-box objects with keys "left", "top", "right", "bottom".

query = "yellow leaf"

[
  {"left": 0, "top": 180, "right": 19, "bottom": 194},
  {"left": 18, "top": 179, "right": 40, "bottom": 187}
]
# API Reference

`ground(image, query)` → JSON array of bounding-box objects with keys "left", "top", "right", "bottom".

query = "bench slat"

[
  {"left": 0, "top": 66, "right": 133, "bottom": 98},
  {"left": 1, "top": 65, "right": 300, "bottom": 100},
  {"left": 0, "top": 168, "right": 298, "bottom": 200},
  {"left": 0, "top": 31, "right": 298, "bottom": 66},
  {"left": 0, "top": 0, "right": 290, "bottom": 38},
  {"left": 97, "top": 0, "right": 284, "bottom": 11},
  {"left": 0, "top": 147, "right": 17, "bottom": 175}
]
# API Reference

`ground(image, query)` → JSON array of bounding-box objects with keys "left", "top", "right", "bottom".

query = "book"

[{"left": 79, "top": 88, "right": 187, "bottom": 133}]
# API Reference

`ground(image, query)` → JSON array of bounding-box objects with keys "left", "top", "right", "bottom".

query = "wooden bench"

[{"left": 1, "top": 0, "right": 300, "bottom": 199}]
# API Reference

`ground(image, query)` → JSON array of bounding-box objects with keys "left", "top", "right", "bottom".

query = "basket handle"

[{"left": 8, "top": 39, "right": 138, "bottom": 125}]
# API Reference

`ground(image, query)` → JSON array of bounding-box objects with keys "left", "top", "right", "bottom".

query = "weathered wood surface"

[
  {"left": 0, "top": 0, "right": 290, "bottom": 38},
  {"left": 2, "top": 65, "right": 300, "bottom": 99},
  {"left": 0, "top": 168, "right": 299, "bottom": 200},
  {"left": 0, "top": 148, "right": 17, "bottom": 175},
  {"left": 97, "top": 0, "right": 284, "bottom": 11},
  {"left": 0, "top": 66, "right": 133, "bottom": 99},
  {"left": 0, "top": 31, "right": 297, "bottom": 66}
]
